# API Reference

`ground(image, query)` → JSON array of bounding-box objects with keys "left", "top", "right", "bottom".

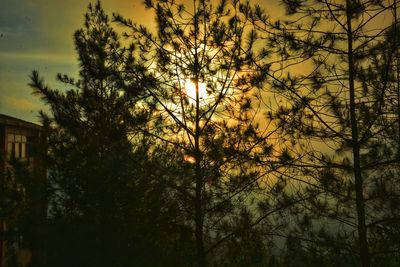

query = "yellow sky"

[
  {"left": 0, "top": 0, "right": 281, "bottom": 123},
  {"left": 0, "top": 0, "right": 392, "bottom": 124},
  {"left": 0, "top": 0, "right": 153, "bottom": 122}
]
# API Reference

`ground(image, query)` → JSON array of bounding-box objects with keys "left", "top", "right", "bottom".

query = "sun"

[{"left": 185, "top": 79, "right": 207, "bottom": 105}]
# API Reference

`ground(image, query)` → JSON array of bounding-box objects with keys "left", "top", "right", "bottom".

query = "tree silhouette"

[
  {"left": 29, "top": 2, "right": 187, "bottom": 266},
  {"left": 246, "top": 0, "right": 400, "bottom": 266},
  {"left": 22, "top": 0, "right": 400, "bottom": 265},
  {"left": 114, "top": 0, "right": 280, "bottom": 266}
]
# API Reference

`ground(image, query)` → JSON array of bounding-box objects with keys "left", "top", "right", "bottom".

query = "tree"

[
  {"left": 246, "top": 0, "right": 400, "bottom": 266},
  {"left": 0, "top": 129, "right": 46, "bottom": 267},
  {"left": 363, "top": 9, "right": 400, "bottom": 264},
  {"left": 114, "top": 0, "right": 280, "bottom": 266},
  {"left": 0, "top": 151, "right": 24, "bottom": 267},
  {"left": 29, "top": 2, "right": 185, "bottom": 266}
]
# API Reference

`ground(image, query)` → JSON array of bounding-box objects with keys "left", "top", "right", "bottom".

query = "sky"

[
  {"left": 0, "top": 0, "right": 281, "bottom": 124},
  {"left": 0, "top": 0, "right": 155, "bottom": 123}
]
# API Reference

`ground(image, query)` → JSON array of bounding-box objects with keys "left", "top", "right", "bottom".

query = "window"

[{"left": 7, "top": 134, "right": 27, "bottom": 159}]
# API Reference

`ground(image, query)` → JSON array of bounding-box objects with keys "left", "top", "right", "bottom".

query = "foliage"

[
  {"left": 246, "top": 0, "right": 400, "bottom": 266},
  {"left": 29, "top": 2, "right": 188, "bottom": 266},
  {"left": 14, "top": 0, "right": 400, "bottom": 266},
  {"left": 113, "top": 0, "right": 282, "bottom": 266}
]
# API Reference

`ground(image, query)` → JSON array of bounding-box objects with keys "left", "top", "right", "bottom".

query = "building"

[
  {"left": 0, "top": 114, "right": 43, "bottom": 267},
  {"left": 0, "top": 114, "right": 43, "bottom": 167}
]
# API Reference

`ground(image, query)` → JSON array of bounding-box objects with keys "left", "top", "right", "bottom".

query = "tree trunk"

[
  {"left": 193, "top": 1, "right": 205, "bottom": 264},
  {"left": 346, "top": 1, "right": 370, "bottom": 266},
  {"left": 194, "top": 77, "right": 205, "bottom": 267}
]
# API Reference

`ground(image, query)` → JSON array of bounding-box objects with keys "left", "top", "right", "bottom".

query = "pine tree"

[
  {"left": 29, "top": 2, "right": 183, "bottom": 266},
  {"left": 246, "top": 0, "right": 400, "bottom": 266},
  {"left": 114, "top": 0, "right": 279, "bottom": 266}
]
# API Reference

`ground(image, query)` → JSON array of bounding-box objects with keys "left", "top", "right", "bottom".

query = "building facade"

[{"left": 0, "top": 114, "right": 43, "bottom": 267}]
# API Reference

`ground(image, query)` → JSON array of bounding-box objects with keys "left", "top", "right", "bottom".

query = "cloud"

[
  {"left": 0, "top": 51, "right": 76, "bottom": 64},
  {"left": 2, "top": 96, "right": 39, "bottom": 111}
]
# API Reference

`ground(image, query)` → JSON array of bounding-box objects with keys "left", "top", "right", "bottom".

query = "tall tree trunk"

[
  {"left": 346, "top": 1, "right": 370, "bottom": 266},
  {"left": 194, "top": 1, "right": 205, "bottom": 264},
  {"left": 194, "top": 77, "right": 205, "bottom": 267}
]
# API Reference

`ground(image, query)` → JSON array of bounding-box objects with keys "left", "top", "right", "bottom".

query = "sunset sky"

[{"left": 0, "top": 0, "right": 280, "bottom": 123}]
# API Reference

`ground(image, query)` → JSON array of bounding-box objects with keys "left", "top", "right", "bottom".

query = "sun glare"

[
  {"left": 183, "top": 154, "right": 196, "bottom": 164},
  {"left": 185, "top": 79, "right": 207, "bottom": 104}
]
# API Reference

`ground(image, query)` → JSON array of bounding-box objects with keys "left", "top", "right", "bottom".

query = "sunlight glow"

[
  {"left": 185, "top": 79, "right": 207, "bottom": 104},
  {"left": 183, "top": 154, "right": 196, "bottom": 164}
]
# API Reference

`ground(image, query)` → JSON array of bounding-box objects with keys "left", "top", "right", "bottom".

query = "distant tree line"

[{"left": 2, "top": 0, "right": 399, "bottom": 267}]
